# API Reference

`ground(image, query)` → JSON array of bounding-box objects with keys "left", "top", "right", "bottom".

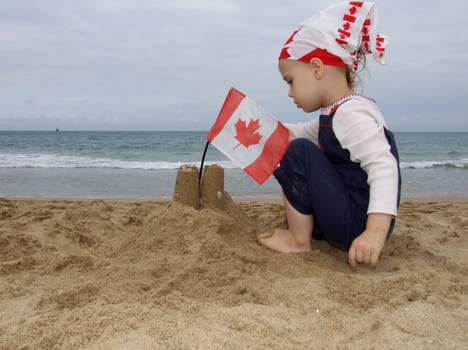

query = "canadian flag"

[{"left": 207, "top": 87, "right": 290, "bottom": 184}]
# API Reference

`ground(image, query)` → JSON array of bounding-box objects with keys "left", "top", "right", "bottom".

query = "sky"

[{"left": 1, "top": 0, "right": 467, "bottom": 132}]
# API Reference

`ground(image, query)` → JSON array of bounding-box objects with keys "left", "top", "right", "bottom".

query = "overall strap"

[{"left": 319, "top": 98, "right": 353, "bottom": 151}]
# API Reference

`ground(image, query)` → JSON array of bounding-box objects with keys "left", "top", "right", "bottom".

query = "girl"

[{"left": 258, "top": 1, "right": 401, "bottom": 268}]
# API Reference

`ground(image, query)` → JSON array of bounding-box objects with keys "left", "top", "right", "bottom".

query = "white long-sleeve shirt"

[{"left": 285, "top": 96, "right": 399, "bottom": 216}]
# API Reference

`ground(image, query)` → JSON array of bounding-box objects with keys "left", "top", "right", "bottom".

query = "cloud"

[{"left": 0, "top": 0, "right": 467, "bottom": 131}]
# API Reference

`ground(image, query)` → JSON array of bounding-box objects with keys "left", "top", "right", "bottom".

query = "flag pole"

[{"left": 199, "top": 140, "right": 210, "bottom": 194}]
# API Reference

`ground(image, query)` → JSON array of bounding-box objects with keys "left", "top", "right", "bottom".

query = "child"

[{"left": 257, "top": 1, "right": 401, "bottom": 268}]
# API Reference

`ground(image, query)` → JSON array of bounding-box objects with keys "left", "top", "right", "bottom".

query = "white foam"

[
  {"left": 400, "top": 159, "right": 468, "bottom": 169},
  {"left": 0, "top": 153, "right": 238, "bottom": 170}
]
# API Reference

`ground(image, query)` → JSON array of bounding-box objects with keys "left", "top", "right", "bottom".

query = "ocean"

[{"left": 0, "top": 131, "right": 467, "bottom": 200}]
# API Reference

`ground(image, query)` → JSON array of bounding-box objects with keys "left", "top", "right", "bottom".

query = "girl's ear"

[{"left": 309, "top": 58, "right": 325, "bottom": 79}]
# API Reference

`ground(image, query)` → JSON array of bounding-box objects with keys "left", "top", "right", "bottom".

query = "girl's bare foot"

[{"left": 257, "top": 229, "right": 311, "bottom": 253}]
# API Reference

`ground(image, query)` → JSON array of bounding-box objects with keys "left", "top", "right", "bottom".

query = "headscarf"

[{"left": 279, "top": 1, "right": 388, "bottom": 71}]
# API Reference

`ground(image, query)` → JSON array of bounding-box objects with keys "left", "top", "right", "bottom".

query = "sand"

[{"left": 0, "top": 197, "right": 467, "bottom": 349}]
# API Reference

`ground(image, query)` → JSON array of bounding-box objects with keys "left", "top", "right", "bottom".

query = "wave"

[
  {"left": 0, "top": 154, "right": 238, "bottom": 170},
  {"left": 400, "top": 159, "right": 468, "bottom": 169},
  {"left": 2, "top": 153, "right": 467, "bottom": 171}
]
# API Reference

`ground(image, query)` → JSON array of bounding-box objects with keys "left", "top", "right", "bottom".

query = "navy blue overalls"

[{"left": 273, "top": 100, "right": 401, "bottom": 250}]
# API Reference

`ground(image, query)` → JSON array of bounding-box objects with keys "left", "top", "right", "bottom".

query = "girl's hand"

[{"left": 348, "top": 213, "right": 392, "bottom": 269}]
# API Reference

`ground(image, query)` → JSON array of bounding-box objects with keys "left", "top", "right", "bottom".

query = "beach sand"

[{"left": 0, "top": 197, "right": 467, "bottom": 349}]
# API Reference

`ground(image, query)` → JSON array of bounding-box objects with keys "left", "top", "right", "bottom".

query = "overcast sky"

[{"left": 1, "top": 0, "right": 467, "bottom": 131}]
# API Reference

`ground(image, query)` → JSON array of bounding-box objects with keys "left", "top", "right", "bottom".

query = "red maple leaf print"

[{"left": 234, "top": 118, "right": 262, "bottom": 148}]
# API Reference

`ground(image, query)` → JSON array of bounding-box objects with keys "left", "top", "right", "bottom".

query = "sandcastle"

[{"left": 173, "top": 164, "right": 230, "bottom": 210}]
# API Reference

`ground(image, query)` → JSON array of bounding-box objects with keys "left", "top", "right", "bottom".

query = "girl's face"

[{"left": 278, "top": 59, "right": 323, "bottom": 113}]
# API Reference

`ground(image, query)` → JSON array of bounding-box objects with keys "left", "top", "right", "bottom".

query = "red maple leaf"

[{"left": 234, "top": 118, "right": 262, "bottom": 148}]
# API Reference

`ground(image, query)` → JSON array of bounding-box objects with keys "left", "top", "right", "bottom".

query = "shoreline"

[
  {"left": 2, "top": 195, "right": 468, "bottom": 202},
  {"left": 2, "top": 165, "right": 468, "bottom": 201}
]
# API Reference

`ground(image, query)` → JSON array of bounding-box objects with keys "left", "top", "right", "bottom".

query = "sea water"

[{"left": 0, "top": 131, "right": 467, "bottom": 199}]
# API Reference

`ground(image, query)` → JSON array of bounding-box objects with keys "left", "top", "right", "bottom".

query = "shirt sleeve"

[
  {"left": 284, "top": 118, "right": 320, "bottom": 145},
  {"left": 333, "top": 99, "right": 399, "bottom": 216}
]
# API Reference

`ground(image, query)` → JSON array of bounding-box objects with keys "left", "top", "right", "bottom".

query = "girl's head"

[
  {"left": 279, "top": 56, "right": 353, "bottom": 112},
  {"left": 278, "top": 1, "right": 387, "bottom": 109}
]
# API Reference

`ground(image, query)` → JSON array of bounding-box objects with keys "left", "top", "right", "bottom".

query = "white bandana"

[{"left": 279, "top": 1, "right": 389, "bottom": 71}]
